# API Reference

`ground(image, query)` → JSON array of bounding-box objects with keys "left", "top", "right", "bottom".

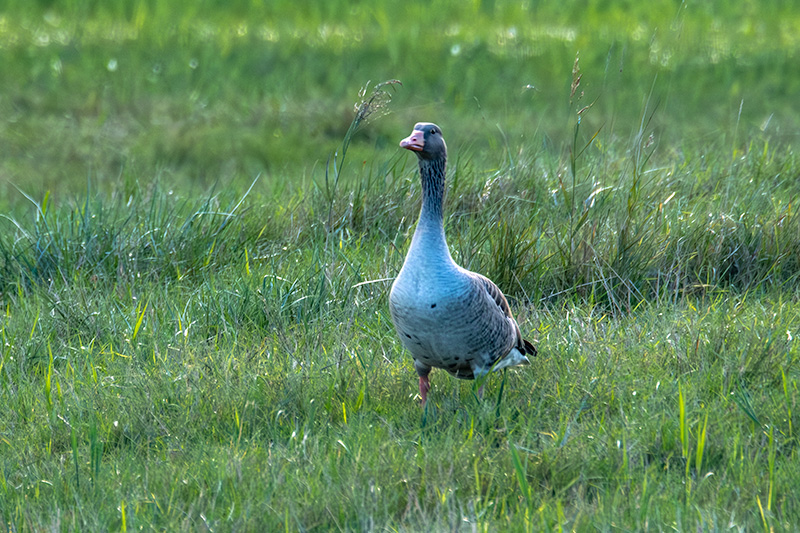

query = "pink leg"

[{"left": 419, "top": 375, "right": 431, "bottom": 405}]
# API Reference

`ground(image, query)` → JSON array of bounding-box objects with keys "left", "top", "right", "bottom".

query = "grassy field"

[{"left": 1, "top": 0, "right": 800, "bottom": 530}]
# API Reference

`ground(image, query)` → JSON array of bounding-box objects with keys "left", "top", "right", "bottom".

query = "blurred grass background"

[{"left": 2, "top": 0, "right": 798, "bottom": 199}]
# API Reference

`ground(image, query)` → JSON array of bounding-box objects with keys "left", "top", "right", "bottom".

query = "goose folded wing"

[
  {"left": 475, "top": 273, "right": 513, "bottom": 319},
  {"left": 476, "top": 274, "right": 537, "bottom": 357}
]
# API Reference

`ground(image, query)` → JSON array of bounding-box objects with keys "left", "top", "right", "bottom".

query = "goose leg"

[
  {"left": 419, "top": 375, "right": 431, "bottom": 405},
  {"left": 414, "top": 361, "right": 433, "bottom": 405},
  {"left": 471, "top": 363, "right": 489, "bottom": 401}
]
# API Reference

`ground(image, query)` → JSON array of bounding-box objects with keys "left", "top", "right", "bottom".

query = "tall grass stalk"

[
  {"left": 324, "top": 80, "right": 401, "bottom": 243},
  {"left": 678, "top": 384, "right": 691, "bottom": 502}
]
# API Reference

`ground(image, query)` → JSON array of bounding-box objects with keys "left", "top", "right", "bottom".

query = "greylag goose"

[{"left": 389, "top": 122, "right": 537, "bottom": 405}]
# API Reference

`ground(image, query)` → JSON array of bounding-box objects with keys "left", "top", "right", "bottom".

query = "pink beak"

[{"left": 400, "top": 130, "right": 424, "bottom": 151}]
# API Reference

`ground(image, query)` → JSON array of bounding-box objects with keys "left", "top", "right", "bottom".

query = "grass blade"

[
  {"left": 510, "top": 444, "right": 532, "bottom": 510},
  {"left": 695, "top": 412, "right": 708, "bottom": 475},
  {"left": 131, "top": 300, "right": 148, "bottom": 342}
]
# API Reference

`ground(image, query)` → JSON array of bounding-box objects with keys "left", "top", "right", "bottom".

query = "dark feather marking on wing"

[
  {"left": 475, "top": 273, "right": 538, "bottom": 357},
  {"left": 476, "top": 274, "right": 513, "bottom": 318},
  {"left": 522, "top": 338, "right": 538, "bottom": 357}
]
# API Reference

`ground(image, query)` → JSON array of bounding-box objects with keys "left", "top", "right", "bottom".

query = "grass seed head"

[
  {"left": 570, "top": 52, "right": 582, "bottom": 103},
  {"left": 352, "top": 79, "right": 402, "bottom": 129}
]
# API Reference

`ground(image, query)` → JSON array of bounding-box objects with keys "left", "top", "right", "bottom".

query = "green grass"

[{"left": 2, "top": 1, "right": 800, "bottom": 530}]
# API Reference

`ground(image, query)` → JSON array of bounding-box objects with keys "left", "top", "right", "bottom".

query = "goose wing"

[{"left": 474, "top": 273, "right": 537, "bottom": 357}]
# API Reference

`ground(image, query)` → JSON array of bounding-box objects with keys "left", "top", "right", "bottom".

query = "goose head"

[{"left": 400, "top": 122, "right": 447, "bottom": 162}]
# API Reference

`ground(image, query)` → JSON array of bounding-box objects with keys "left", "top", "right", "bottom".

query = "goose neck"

[
  {"left": 418, "top": 157, "right": 447, "bottom": 225},
  {"left": 408, "top": 156, "right": 452, "bottom": 262}
]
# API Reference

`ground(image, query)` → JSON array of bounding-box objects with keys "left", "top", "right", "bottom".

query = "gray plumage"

[{"left": 389, "top": 122, "right": 537, "bottom": 404}]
